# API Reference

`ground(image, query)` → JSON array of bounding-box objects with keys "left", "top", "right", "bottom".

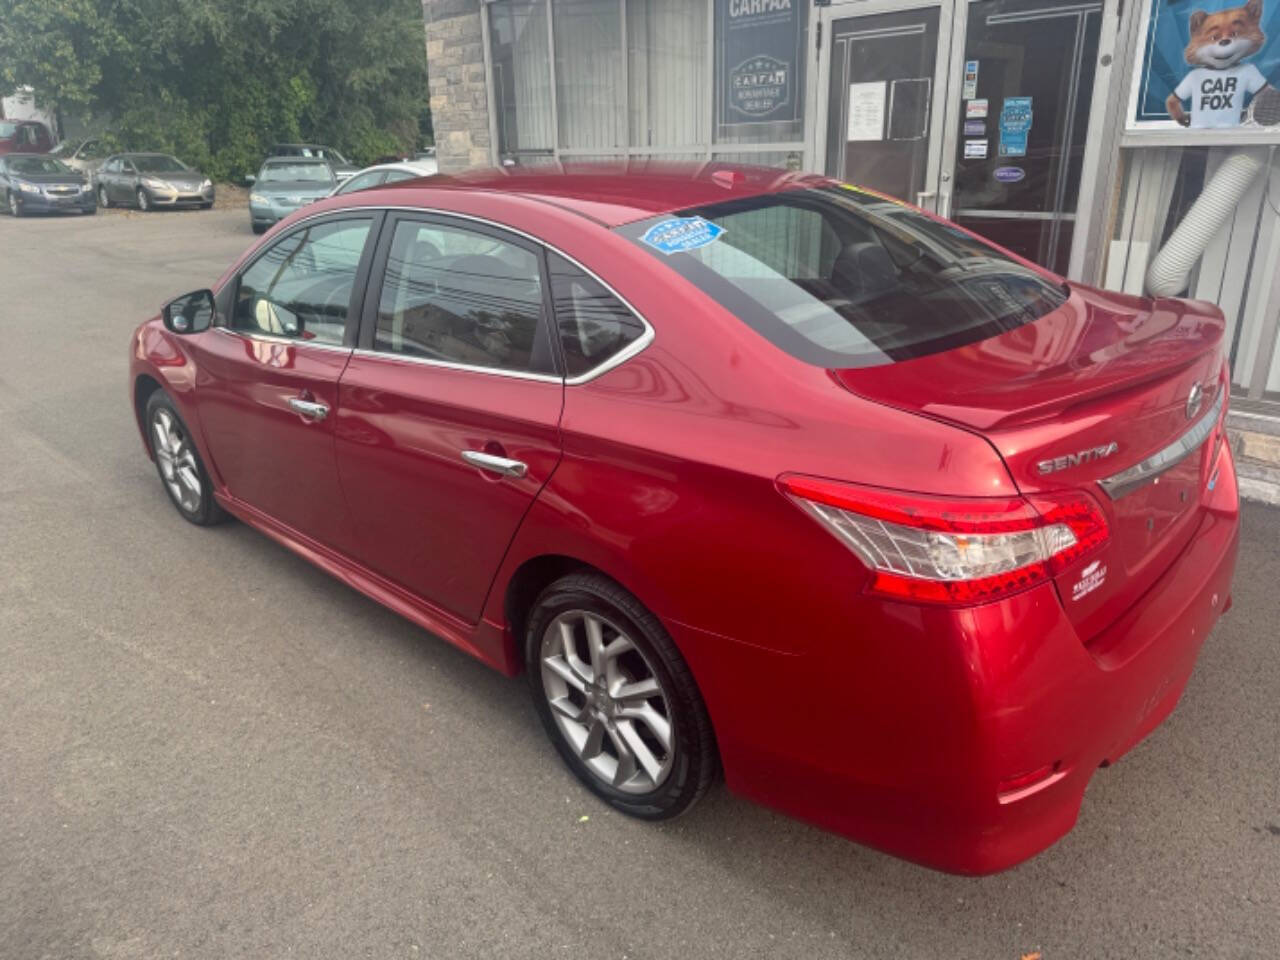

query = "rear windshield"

[{"left": 617, "top": 185, "right": 1068, "bottom": 367}]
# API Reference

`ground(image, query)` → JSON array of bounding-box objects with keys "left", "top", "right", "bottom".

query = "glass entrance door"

[
  {"left": 946, "top": 0, "right": 1103, "bottom": 274},
  {"left": 821, "top": 2, "right": 953, "bottom": 212}
]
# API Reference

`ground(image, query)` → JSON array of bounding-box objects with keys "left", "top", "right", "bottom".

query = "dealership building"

[{"left": 423, "top": 0, "right": 1280, "bottom": 501}]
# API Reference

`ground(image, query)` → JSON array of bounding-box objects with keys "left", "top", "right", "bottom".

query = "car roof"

[
  {"left": 409, "top": 163, "right": 829, "bottom": 227},
  {"left": 263, "top": 156, "right": 331, "bottom": 165}
]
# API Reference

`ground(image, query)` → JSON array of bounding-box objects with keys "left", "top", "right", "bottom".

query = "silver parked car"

[
  {"left": 96, "top": 153, "right": 214, "bottom": 211},
  {"left": 326, "top": 160, "right": 436, "bottom": 197},
  {"left": 49, "top": 137, "right": 110, "bottom": 178},
  {"left": 246, "top": 158, "right": 337, "bottom": 233}
]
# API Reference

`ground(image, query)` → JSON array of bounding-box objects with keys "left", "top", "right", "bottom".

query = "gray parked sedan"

[
  {"left": 96, "top": 153, "right": 214, "bottom": 211},
  {"left": 0, "top": 154, "right": 96, "bottom": 216},
  {"left": 246, "top": 158, "right": 337, "bottom": 233}
]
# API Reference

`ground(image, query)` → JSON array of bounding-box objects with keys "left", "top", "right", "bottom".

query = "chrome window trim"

[
  {"left": 1097, "top": 387, "right": 1225, "bottom": 500},
  {"left": 271, "top": 204, "right": 656, "bottom": 385},
  {"left": 212, "top": 325, "right": 352, "bottom": 354},
  {"left": 349, "top": 347, "right": 563, "bottom": 384}
]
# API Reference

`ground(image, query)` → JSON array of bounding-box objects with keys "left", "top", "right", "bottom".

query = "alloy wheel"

[
  {"left": 539, "top": 609, "right": 675, "bottom": 794},
  {"left": 137, "top": 188, "right": 150, "bottom": 211},
  {"left": 8, "top": 192, "right": 19, "bottom": 217},
  {"left": 151, "top": 407, "right": 202, "bottom": 514},
  {"left": 98, "top": 184, "right": 109, "bottom": 208}
]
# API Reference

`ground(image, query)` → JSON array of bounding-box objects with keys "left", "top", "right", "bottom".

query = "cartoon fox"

[{"left": 1166, "top": 0, "right": 1270, "bottom": 128}]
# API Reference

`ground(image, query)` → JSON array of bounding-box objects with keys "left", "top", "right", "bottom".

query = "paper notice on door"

[
  {"left": 962, "top": 60, "right": 979, "bottom": 100},
  {"left": 847, "top": 82, "right": 886, "bottom": 141},
  {"left": 966, "top": 98, "right": 989, "bottom": 119},
  {"left": 964, "top": 139, "right": 989, "bottom": 159}
]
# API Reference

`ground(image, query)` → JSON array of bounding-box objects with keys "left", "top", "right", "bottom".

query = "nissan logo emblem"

[{"left": 1186, "top": 382, "right": 1204, "bottom": 421}]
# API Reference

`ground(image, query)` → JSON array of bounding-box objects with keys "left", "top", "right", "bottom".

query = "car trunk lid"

[{"left": 834, "top": 283, "right": 1228, "bottom": 640}]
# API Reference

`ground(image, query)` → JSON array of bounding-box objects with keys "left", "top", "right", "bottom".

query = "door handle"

[
  {"left": 287, "top": 396, "right": 329, "bottom": 421},
  {"left": 460, "top": 450, "right": 527, "bottom": 478},
  {"left": 915, "top": 190, "right": 937, "bottom": 208}
]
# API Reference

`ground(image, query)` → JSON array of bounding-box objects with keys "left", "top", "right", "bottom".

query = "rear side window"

[
  {"left": 373, "top": 218, "right": 553, "bottom": 374},
  {"left": 547, "top": 253, "right": 647, "bottom": 378},
  {"left": 618, "top": 186, "right": 1067, "bottom": 368}
]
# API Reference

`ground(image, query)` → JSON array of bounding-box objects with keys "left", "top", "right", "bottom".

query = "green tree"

[{"left": 0, "top": 0, "right": 431, "bottom": 181}]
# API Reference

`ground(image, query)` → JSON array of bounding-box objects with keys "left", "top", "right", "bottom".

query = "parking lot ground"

[{"left": 1, "top": 209, "right": 1278, "bottom": 959}]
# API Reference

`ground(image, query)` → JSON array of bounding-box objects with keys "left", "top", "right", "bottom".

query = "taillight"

[{"left": 778, "top": 475, "right": 1109, "bottom": 604}]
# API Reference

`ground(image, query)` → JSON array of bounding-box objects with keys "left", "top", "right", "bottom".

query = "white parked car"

[{"left": 326, "top": 160, "right": 437, "bottom": 197}]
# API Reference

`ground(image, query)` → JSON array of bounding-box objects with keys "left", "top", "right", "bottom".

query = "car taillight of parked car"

[{"left": 779, "top": 475, "right": 1109, "bottom": 604}]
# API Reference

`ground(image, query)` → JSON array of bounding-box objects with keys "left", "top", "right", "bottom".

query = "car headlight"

[
  {"left": 249, "top": 193, "right": 268, "bottom": 204},
  {"left": 200, "top": 178, "right": 212, "bottom": 190},
  {"left": 16, "top": 181, "right": 39, "bottom": 193}
]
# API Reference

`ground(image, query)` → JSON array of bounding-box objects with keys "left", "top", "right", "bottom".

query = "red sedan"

[{"left": 129, "top": 165, "right": 1239, "bottom": 874}]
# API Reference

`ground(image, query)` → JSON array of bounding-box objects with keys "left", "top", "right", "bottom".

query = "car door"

[
  {"left": 333, "top": 211, "right": 564, "bottom": 624},
  {"left": 190, "top": 211, "right": 382, "bottom": 554}
]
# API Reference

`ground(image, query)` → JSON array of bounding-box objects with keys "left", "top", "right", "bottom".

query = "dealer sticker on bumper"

[{"left": 1072, "top": 560, "right": 1107, "bottom": 601}]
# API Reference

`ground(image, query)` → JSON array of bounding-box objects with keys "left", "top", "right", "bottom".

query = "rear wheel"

[
  {"left": 144, "top": 390, "right": 225, "bottom": 526},
  {"left": 136, "top": 187, "right": 151, "bottom": 211},
  {"left": 97, "top": 184, "right": 111, "bottom": 208},
  {"left": 525, "top": 573, "right": 716, "bottom": 819}
]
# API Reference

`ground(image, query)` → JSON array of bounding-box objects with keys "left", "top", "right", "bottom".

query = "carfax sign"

[
  {"left": 718, "top": 0, "right": 805, "bottom": 127},
  {"left": 1129, "top": 0, "right": 1279, "bottom": 131}
]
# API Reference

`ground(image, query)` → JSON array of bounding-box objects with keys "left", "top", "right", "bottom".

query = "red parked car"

[
  {"left": 0, "top": 119, "right": 54, "bottom": 155},
  {"left": 129, "top": 165, "right": 1239, "bottom": 874}
]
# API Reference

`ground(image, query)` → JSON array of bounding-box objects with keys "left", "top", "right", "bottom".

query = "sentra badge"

[{"left": 1036, "top": 442, "right": 1119, "bottom": 476}]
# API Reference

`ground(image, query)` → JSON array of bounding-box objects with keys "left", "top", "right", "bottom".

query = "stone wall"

[{"left": 423, "top": 0, "right": 492, "bottom": 173}]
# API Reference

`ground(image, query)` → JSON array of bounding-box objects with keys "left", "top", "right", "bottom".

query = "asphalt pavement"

[{"left": 1, "top": 205, "right": 1277, "bottom": 959}]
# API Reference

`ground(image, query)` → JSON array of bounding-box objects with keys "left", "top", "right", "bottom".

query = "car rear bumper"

[{"left": 674, "top": 446, "right": 1240, "bottom": 874}]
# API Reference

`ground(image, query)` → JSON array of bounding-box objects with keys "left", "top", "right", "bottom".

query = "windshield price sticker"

[{"left": 641, "top": 217, "right": 726, "bottom": 255}]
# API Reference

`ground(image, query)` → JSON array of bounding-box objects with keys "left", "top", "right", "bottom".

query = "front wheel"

[
  {"left": 144, "top": 390, "right": 225, "bottom": 526},
  {"left": 136, "top": 187, "right": 151, "bottom": 211},
  {"left": 526, "top": 573, "right": 717, "bottom": 819},
  {"left": 8, "top": 191, "right": 23, "bottom": 217},
  {"left": 98, "top": 184, "right": 111, "bottom": 208}
]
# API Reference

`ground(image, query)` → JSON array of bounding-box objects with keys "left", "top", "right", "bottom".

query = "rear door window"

[
  {"left": 370, "top": 217, "right": 555, "bottom": 375},
  {"left": 618, "top": 186, "right": 1067, "bottom": 368}
]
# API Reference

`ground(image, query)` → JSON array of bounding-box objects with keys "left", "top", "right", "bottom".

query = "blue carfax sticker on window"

[{"left": 640, "top": 216, "right": 725, "bottom": 255}]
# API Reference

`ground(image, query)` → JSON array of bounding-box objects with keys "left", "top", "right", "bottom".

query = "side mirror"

[
  {"left": 244, "top": 174, "right": 256, "bottom": 185},
  {"left": 163, "top": 289, "right": 215, "bottom": 334}
]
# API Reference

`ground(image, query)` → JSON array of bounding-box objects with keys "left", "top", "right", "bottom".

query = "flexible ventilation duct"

[{"left": 1144, "top": 146, "right": 1270, "bottom": 297}]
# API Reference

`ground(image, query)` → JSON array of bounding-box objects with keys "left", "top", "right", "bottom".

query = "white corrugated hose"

[{"left": 1144, "top": 146, "right": 1270, "bottom": 297}]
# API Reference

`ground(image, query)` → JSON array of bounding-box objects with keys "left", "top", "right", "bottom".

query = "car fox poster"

[{"left": 1130, "top": 0, "right": 1279, "bottom": 131}]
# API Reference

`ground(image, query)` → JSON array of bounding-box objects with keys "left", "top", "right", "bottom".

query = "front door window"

[{"left": 234, "top": 218, "right": 373, "bottom": 346}]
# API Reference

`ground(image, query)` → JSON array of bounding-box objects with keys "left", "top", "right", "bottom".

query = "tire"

[
  {"left": 136, "top": 187, "right": 151, "bottom": 211},
  {"left": 200, "top": 201, "right": 213, "bottom": 210},
  {"left": 98, "top": 184, "right": 111, "bottom": 208},
  {"left": 251, "top": 222, "right": 266, "bottom": 234},
  {"left": 144, "top": 390, "right": 226, "bottom": 526},
  {"left": 8, "top": 191, "right": 23, "bottom": 217},
  {"left": 525, "top": 573, "right": 716, "bottom": 819}
]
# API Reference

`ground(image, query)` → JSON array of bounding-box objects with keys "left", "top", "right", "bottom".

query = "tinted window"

[
  {"left": 548, "top": 253, "right": 646, "bottom": 377},
  {"left": 382, "top": 169, "right": 416, "bottom": 184},
  {"left": 234, "top": 218, "right": 372, "bottom": 346},
  {"left": 619, "top": 185, "right": 1068, "bottom": 368},
  {"left": 132, "top": 155, "right": 185, "bottom": 172},
  {"left": 374, "top": 219, "right": 551, "bottom": 374}
]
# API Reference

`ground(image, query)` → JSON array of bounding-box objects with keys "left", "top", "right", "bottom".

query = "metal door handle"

[
  {"left": 287, "top": 397, "right": 329, "bottom": 421},
  {"left": 461, "top": 450, "right": 527, "bottom": 478},
  {"left": 915, "top": 190, "right": 937, "bottom": 207}
]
